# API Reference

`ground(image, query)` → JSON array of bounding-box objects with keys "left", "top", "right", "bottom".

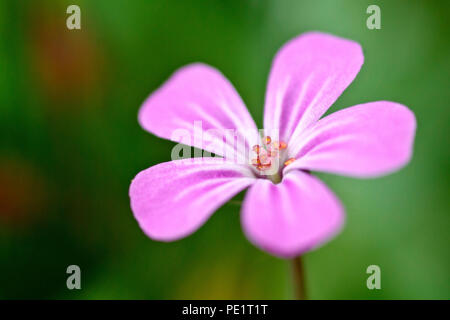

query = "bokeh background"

[{"left": 1, "top": 0, "right": 449, "bottom": 299}]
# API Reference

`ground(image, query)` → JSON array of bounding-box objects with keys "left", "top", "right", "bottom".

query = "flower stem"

[{"left": 291, "top": 256, "right": 307, "bottom": 300}]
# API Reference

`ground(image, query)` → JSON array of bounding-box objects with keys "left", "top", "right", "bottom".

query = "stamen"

[
  {"left": 284, "top": 158, "right": 296, "bottom": 167},
  {"left": 263, "top": 136, "right": 271, "bottom": 145},
  {"left": 250, "top": 138, "right": 292, "bottom": 175}
]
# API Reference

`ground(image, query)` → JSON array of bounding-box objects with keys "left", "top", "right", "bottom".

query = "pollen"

[
  {"left": 284, "top": 158, "right": 296, "bottom": 167},
  {"left": 278, "top": 141, "right": 287, "bottom": 150},
  {"left": 263, "top": 136, "right": 272, "bottom": 145}
]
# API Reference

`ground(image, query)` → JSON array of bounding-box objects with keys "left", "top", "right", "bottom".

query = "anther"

[{"left": 284, "top": 158, "right": 296, "bottom": 167}]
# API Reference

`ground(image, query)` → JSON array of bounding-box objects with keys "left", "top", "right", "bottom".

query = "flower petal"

[
  {"left": 241, "top": 170, "right": 344, "bottom": 258},
  {"left": 284, "top": 101, "right": 416, "bottom": 178},
  {"left": 263, "top": 32, "right": 363, "bottom": 144},
  {"left": 139, "top": 63, "right": 258, "bottom": 160},
  {"left": 130, "top": 158, "right": 256, "bottom": 241}
]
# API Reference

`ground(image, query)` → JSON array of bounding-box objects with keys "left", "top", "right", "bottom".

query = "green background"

[{"left": 1, "top": 0, "right": 449, "bottom": 299}]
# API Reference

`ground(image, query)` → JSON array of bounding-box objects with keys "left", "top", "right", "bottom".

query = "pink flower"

[{"left": 129, "top": 32, "right": 416, "bottom": 258}]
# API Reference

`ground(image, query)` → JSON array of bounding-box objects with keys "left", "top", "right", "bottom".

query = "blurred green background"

[{"left": 1, "top": 0, "right": 449, "bottom": 299}]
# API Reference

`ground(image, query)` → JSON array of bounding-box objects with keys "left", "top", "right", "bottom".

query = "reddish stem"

[{"left": 291, "top": 256, "right": 307, "bottom": 300}]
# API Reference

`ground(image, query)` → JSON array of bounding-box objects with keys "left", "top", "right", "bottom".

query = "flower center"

[{"left": 251, "top": 136, "right": 296, "bottom": 183}]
